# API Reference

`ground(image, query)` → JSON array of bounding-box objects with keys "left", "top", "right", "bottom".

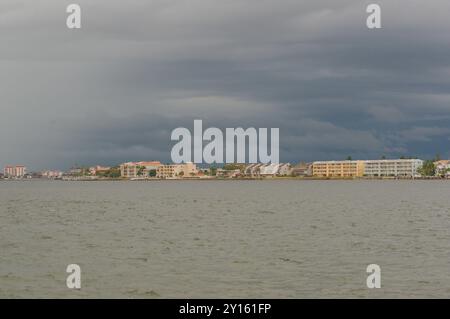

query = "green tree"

[
  {"left": 418, "top": 160, "right": 436, "bottom": 177},
  {"left": 346, "top": 156, "right": 352, "bottom": 161},
  {"left": 97, "top": 167, "right": 121, "bottom": 178},
  {"left": 223, "top": 163, "right": 245, "bottom": 171},
  {"left": 136, "top": 166, "right": 146, "bottom": 176},
  {"left": 108, "top": 168, "right": 121, "bottom": 178}
]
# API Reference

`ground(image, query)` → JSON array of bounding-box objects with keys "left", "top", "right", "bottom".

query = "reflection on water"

[{"left": 0, "top": 180, "right": 449, "bottom": 298}]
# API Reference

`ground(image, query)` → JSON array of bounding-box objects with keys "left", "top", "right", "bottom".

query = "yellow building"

[{"left": 312, "top": 161, "right": 365, "bottom": 178}]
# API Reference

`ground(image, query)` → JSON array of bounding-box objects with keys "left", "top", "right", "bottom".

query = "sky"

[{"left": 1, "top": 0, "right": 450, "bottom": 170}]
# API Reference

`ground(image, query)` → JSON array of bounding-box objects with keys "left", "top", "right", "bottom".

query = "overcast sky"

[{"left": 1, "top": 0, "right": 450, "bottom": 170}]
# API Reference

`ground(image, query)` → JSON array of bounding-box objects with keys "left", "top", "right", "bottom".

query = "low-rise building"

[
  {"left": 277, "top": 163, "right": 292, "bottom": 176},
  {"left": 120, "top": 161, "right": 161, "bottom": 178},
  {"left": 41, "top": 170, "right": 63, "bottom": 179},
  {"left": 291, "top": 162, "right": 312, "bottom": 177},
  {"left": 243, "top": 163, "right": 291, "bottom": 177},
  {"left": 243, "top": 163, "right": 264, "bottom": 177},
  {"left": 216, "top": 168, "right": 241, "bottom": 178},
  {"left": 363, "top": 159, "right": 423, "bottom": 178},
  {"left": 156, "top": 162, "right": 198, "bottom": 179},
  {"left": 89, "top": 165, "right": 111, "bottom": 176},
  {"left": 312, "top": 161, "right": 365, "bottom": 178},
  {"left": 259, "top": 163, "right": 280, "bottom": 177}
]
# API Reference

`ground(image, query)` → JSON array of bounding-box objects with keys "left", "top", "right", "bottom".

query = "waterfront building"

[
  {"left": 277, "top": 163, "right": 292, "bottom": 176},
  {"left": 41, "top": 170, "right": 63, "bottom": 179},
  {"left": 216, "top": 168, "right": 241, "bottom": 178},
  {"left": 3, "top": 165, "right": 27, "bottom": 178},
  {"left": 363, "top": 159, "right": 423, "bottom": 178},
  {"left": 120, "top": 161, "right": 162, "bottom": 178},
  {"left": 434, "top": 160, "right": 450, "bottom": 178},
  {"left": 259, "top": 163, "right": 280, "bottom": 177},
  {"left": 242, "top": 163, "right": 292, "bottom": 177},
  {"left": 156, "top": 162, "right": 198, "bottom": 179},
  {"left": 4, "top": 166, "right": 14, "bottom": 177},
  {"left": 312, "top": 161, "right": 365, "bottom": 178},
  {"left": 89, "top": 165, "right": 111, "bottom": 176},
  {"left": 243, "top": 163, "right": 264, "bottom": 177},
  {"left": 291, "top": 162, "right": 312, "bottom": 177}
]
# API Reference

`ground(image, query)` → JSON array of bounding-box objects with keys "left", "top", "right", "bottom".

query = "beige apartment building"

[
  {"left": 156, "top": 162, "right": 198, "bottom": 179},
  {"left": 312, "top": 161, "right": 365, "bottom": 178},
  {"left": 120, "top": 161, "right": 161, "bottom": 178}
]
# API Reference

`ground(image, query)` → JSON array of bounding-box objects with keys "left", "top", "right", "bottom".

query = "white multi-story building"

[{"left": 363, "top": 159, "right": 423, "bottom": 178}]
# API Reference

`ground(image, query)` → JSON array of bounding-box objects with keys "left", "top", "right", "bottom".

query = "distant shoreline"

[{"left": 1, "top": 177, "right": 449, "bottom": 182}]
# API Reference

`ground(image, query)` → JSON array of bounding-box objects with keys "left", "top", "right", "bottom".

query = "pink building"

[{"left": 4, "top": 165, "right": 27, "bottom": 178}]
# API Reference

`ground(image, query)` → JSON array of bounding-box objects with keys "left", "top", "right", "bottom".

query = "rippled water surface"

[{"left": 1, "top": 180, "right": 449, "bottom": 298}]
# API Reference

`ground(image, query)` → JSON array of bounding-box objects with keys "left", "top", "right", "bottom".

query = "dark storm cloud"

[{"left": 1, "top": 0, "right": 450, "bottom": 170}]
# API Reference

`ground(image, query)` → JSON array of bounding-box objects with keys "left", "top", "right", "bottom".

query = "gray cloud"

[{"left": 1, "top": 0, "right": 450, "bottom": 170}]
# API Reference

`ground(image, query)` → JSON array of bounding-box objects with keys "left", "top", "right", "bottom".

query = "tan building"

[
  {"left": 312, "top": 161, "right": 365, "bottom": 178},
  {"left": 120, "top": 161, "right": 161, "bottom": 178},
  {"left": 156, "top": 162, "right": 198, "bottom": 179}
]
